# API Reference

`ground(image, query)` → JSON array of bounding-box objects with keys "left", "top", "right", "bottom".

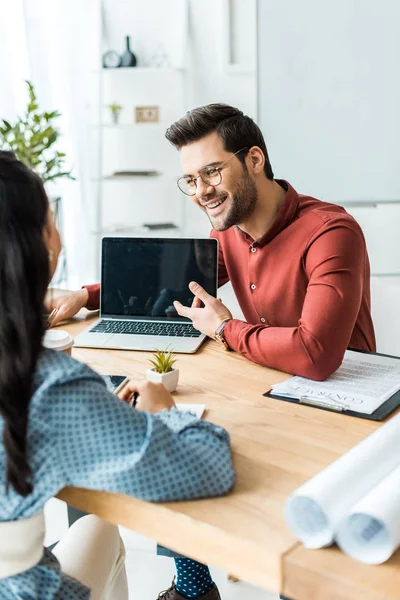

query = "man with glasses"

[
  {"left": 48, "top": 103, "right": 375, "bottom": 599},
  {"left": 50, "top": 103, "right": 375, "bottom": 377},
  {"left": 170, "top": 104, "right": 375, "bottom": 378}
]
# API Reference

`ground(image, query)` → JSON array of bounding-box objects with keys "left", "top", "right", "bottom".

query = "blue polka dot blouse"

[{"left": 0, "top": 349, "right": 235, "bottom": 598}]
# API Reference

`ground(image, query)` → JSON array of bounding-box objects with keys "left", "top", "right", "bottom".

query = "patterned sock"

[{"left": 174, "top": 558, "right": 214, "bottom": 598}]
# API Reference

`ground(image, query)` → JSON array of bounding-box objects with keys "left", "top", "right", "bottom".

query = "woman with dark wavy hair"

[{"left": 0, "top": 151, "right": 234, "bottom": 599}]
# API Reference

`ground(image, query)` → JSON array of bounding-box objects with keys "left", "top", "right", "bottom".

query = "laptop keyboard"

[{"left": 90, "top": 320, "right": 202, "bottom": 338}]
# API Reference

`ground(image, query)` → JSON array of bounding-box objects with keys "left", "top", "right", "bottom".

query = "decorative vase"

[
  {"left": 112, "top": 111, "right": 120, "bottom": 125},
  {"left": 146, "top": 367, "right": 179, "bottom": 393},
  {"left": 121, "top": 36, "right": 137, "bottom": 67}
]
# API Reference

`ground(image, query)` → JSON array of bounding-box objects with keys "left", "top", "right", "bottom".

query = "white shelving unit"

[
  {"left": 88, "top": 9, "right": 189, "bottom": 277},
  {"left": 90, "top": 67, "right": 186, "bottom": 247}
]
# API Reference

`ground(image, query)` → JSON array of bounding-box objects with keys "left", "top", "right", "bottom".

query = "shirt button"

[
  {"left": 251, "top": 247, "right": 257, "bottom": 253},
  {"left": 260, "top": 317, "right": 266, "bottom": 323},
  {"left": 251, "top": 284, "right": 256, "bottom": 290}
]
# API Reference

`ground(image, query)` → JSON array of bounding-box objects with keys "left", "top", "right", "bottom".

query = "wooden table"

[
  {"left": 57, "top": 314, "right": 398, "bottom": 598},
  {"left": 282, "top": 543, "right": 400, "bottom": 600}
]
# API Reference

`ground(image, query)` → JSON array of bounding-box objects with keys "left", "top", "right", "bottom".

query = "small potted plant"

[
  {"left": 146, "top": 349, "right": 179, "bottom": 392},
  {"left": 107, "top": 102, "right": 122, "bottom": 124}
]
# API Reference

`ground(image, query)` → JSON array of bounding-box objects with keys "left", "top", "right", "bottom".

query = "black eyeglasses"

[{"left": 177, "top": 147, "right": 248, "bottom": 196}]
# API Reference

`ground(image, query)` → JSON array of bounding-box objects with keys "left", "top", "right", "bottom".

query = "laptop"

[{"left": 74, "top": 237, "right": 218, "bottom": 353}]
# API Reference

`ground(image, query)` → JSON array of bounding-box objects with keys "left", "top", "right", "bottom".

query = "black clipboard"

[{"left": 263, "top": 350, "right": 400, "bottom": 421}]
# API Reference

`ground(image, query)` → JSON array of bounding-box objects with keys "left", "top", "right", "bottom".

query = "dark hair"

[
  {"left": 165, "top": 103, "right": 274, "bottom": 180},
  {"left": 0, "top": 151, "right": 49, "bottom": 496}
]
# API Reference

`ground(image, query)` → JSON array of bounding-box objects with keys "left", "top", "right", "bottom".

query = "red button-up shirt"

[
  {"left": 84, "top": 181, "right": 375, "bottom": 380},
  {"left": 211, "top": 181, "right": 375, "bottom": 379}
]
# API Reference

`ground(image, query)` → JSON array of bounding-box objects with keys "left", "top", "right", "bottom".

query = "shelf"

[
  {"left": 90, "top": 123, "right": 167, "bottom": 129},
  {"left": 93, "top": 225, "right": 181, "bottom": 236},
  {"left": 92, "top": 174, "right": 174, "bottom": 183},
  {"left": 338, "top": 199, "right": 400, "bottom": 207},
  {"left": 91, "top": 67, "right": 184, "bottom": 74}
]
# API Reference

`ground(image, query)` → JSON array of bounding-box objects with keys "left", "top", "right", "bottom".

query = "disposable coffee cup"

[{"left": 43, "top": 330, "right": 74, "bottom": 355}]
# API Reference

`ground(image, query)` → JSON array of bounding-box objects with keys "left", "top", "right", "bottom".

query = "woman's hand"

[
  {"left": 45, "top": 288, "right": 89, "bottom": 326},
  {"left": 118, "top": 379, "right": 176, "bottom": 413}
]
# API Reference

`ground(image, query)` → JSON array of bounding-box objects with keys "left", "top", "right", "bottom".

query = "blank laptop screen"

[{"left": 101, "top": 238, "right": 218, "bottom": 320}]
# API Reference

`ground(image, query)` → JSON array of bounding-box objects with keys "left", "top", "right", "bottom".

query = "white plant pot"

[
  {"left": 112, "top": 112, "right": 120, "bottom": 124},
  {"left": 146, "top": 368, "right": 179, "bottom": 392}
]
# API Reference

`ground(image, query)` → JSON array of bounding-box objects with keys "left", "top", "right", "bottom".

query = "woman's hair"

[
  {"left": 0, "top": 151, "right": 49, "bottom": 496},
  {"left": 165, "top": 103, "right": 274, "bottom": 180}
]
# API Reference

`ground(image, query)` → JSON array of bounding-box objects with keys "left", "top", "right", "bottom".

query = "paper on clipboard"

[{"left": 270, "top": 350, "right": 400, "bottom": 414}]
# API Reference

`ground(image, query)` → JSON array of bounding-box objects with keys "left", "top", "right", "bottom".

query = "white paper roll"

[
  {"left": 336, "top": 464, "right": 400, "bottom": 564},
  {"left": 285, "top": 412, "right": 400, "bottom": 548}
]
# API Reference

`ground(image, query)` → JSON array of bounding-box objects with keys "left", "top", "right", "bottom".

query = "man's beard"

[{"left": 208, "top": 170, "right": 257, "bottom": 232}]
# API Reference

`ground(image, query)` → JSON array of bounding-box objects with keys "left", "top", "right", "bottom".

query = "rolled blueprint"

[
  {"left": 336, "top": 464, "right": 400, "bottom": 564},
  {"left": 285, "top": 412, "right": 400, "bottom": 548}
]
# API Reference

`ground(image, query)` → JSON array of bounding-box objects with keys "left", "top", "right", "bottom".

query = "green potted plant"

[
  {"left": 107, "top": 102, "right": 123, "bottom": 125},
  {"left": 0, "top": 80, "right": 73, "bottom": 184},
  {"left": 146, "top": 349, "right": 179, "bottom": 392}
]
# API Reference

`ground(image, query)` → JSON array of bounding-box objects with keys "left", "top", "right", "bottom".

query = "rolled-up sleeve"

[{"left": 82, "top": 284, "right": 100, "bottom": 311}]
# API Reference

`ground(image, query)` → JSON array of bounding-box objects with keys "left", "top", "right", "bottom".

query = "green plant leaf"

[
  {"left": 149, "top": 349, "right": 177, "bottom": 373},
  {"left": 0, "top": 81, "right": 73, "bottom": 184},
  {"left": 44, "top": 170, "right": 75, "bottom": 182},
  {"left": 44, "top": 111, "right": 61, "bottom": 120}
]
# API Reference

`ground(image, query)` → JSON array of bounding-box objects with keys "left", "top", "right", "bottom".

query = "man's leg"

[
  {"left": 173, "top": 558, "right": 214, "bottom": 598},
  {"left": 157, "top": 546, "right": 219, "bottom": 599}
]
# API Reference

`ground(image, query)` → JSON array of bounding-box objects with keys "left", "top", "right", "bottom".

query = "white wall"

[
  {"left": 184, "top": 0, "right": 256, "bottom": 114},
  {"left": 257, "top": 0, "right": 400, "bottom": 276},
  {"left": 257, "top": 0, "right": 400, "bottom": 202}
]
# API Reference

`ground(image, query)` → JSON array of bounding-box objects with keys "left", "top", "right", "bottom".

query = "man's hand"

[
  {"left": 45, "top": 288, "right": 89, "bottom": 326},
  {"left": 174, "top": 281, "right": 232, "bottom": 339},
  {"left": 118, "top": 380, "right": 175, "bottom": 413}
]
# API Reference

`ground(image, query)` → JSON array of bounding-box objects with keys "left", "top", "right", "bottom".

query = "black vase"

[{"left": 121, "top": 36, "right": 137, "bottom": 67}]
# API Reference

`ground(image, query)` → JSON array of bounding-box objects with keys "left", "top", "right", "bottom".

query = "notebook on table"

[{"left": 74, "top": 237, "right": 218, "bottom": 354}]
